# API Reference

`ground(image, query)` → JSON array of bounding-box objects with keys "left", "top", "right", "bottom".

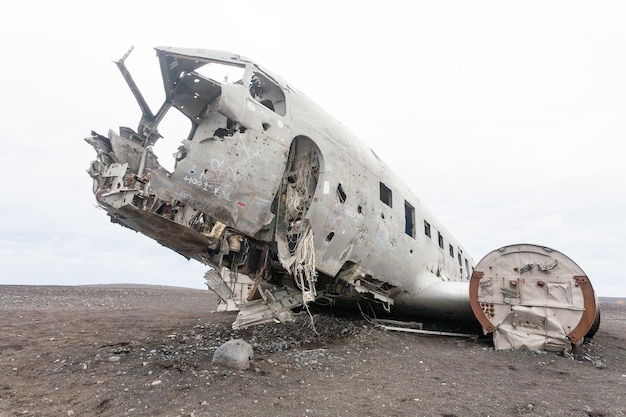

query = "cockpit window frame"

[{"left": 248, "top": 71, "right": 287, "bottom": 116}]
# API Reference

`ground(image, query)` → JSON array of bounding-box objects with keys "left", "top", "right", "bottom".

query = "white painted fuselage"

[{"left": 87, "top": 46, "right": 475, "bottom": 327}]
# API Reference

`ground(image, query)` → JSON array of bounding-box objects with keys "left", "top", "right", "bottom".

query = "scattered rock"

[{"left": 212, "top": 339, "right": 254, "bottom": 370}]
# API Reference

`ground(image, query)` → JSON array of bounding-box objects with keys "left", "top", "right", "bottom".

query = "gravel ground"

[{"left": 0, "top": 285, "right": 624, "bottom": 417}]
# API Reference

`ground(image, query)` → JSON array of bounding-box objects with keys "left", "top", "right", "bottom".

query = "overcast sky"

[{"left": 1, "top": 1, "right": 624, "bottom": 297}]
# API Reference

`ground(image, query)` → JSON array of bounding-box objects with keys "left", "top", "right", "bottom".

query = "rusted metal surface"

[
  {"left": 567, "top": 275, "right": 598, "bottom": 344},
  {"left": 469, "top": 270, "right": 496, "bottom": 333}
]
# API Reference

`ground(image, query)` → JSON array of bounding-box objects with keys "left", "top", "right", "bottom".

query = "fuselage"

[{"left": 87, "top": 46, "right": 475, "bottom": 324}]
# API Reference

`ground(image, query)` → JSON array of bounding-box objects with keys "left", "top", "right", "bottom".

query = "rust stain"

[
  {"left": 567, "top": 275, "right": 597, "bottom": 345},
  {"left": 469, "top": 270, "right": 496, "bottom": 333}
]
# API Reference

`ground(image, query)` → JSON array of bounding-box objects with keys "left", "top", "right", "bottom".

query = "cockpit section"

[
  {"left": 155, "top": 47, "right": 287, "bottom": 126},
  {"left": 87, "top": 47, "right": 296, "bottom": 306},
  {"left": 157, "top": 50, "right": 245, "bottom": 123},
  {"left": 106, "top": 47, "right": 296, "bottom": 239}
]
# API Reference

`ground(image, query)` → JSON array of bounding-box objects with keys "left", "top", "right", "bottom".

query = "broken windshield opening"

[
  {"left": 194, "top": 62, "right": 245, "bottom": 84},
  {"left": 167, "top": 61, "right": 244, "bottom": 122},
  {"left": 152, "top": 108, "right": 191, "bottom": 172}
]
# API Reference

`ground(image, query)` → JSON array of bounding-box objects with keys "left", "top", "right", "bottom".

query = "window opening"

[
  {"left": 337, "top": 183, "right": 347, "bottom": 203},
  {"left": 438, "top": 232, "right": 444, "bottom": 249},
  {"left": 152, "top": 110, "right": 192, "bottom": 173},
  {"left": 404, "top": 200, "right": 415, "bottom": 238},
  {"left": 424, "top": 220, "right": 431, "bottom": 238},
  {"left": 458, "top": 253, "right": 462, "bottom": 266},
  {"left": 449, "top": 244, "right": 454, "bottom": 258},
  {"left": 249, "top": 72, "right": 286, "bottom": 116},
  {"left": 195, "top": 62, "right": 245, "bottom": 84},
  {"left": 379, "top": 182, "right": 392, "bottom": 207}
]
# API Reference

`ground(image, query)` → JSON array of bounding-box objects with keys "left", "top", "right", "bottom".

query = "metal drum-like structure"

[{"left": 470, "top": 244, "right": 598, "bottom": 351}]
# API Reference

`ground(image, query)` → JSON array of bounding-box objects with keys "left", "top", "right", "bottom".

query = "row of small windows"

[
  {"left": 424, "top": 220, "right": 461, "bottom": 260},
  {"left": 379, "top": 181, "right": 470, "bottom": 278},
  {"left": 425, "top": 219, "right": 470, "bottom": 277}
]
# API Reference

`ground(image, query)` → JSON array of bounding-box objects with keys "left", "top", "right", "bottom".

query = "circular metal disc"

[{"left": 469, "top": 244, "right": 597, "bottom": 350}]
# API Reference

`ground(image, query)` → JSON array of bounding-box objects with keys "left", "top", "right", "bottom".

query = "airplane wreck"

[{"left": 86, "top": 46, "right": 599, "bottom": 352}]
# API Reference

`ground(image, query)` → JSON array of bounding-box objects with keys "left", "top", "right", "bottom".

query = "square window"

[
  {"left": 404, "top": 201, "right": 415, "bottom": 238},
  {"left": 379, "top": 182, "right": 392, "bottom": 207}
]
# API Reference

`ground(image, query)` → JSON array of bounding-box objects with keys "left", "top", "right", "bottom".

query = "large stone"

[{"left": 212, "top": 339, "right": 254, "bottom": 370}]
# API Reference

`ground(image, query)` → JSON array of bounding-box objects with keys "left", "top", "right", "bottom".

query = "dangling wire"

[{"left": 281, "top": 148, "right": 319, "bottom": 333}]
